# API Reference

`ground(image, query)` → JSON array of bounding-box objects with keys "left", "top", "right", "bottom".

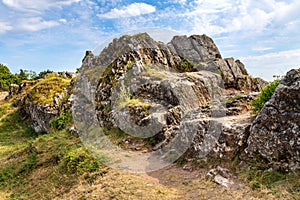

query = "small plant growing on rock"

[
  {"left": 250, "top": 79, "right": 280, "bottom": 113},
  {"left": 178, "top": 59, "right": 196, "bottom": 73},
  {"left": 49, "top": 110, "right": 72, "bottom": 131}
]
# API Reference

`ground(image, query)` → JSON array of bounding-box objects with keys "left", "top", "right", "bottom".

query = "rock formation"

[
  {"left": 10, "top": 74, "right": 73, "bottom": 133},
  {"left": 243, "top": 68, "right": 300, "bottom": 171},
  {"left": 72, "top": 33, "right": 268, "bottom": 170},
  {"left": 9, "top": 32, "right": 299, "bottom": 173}
]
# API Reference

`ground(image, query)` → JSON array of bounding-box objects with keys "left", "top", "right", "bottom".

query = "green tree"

[
  {"left": 34, "top": 69, "right": 53, "bottom": 80},
  {"left": 17, "top": 69, "right": 29, "bottom": 81},
  {"left": 0, "top": 64, "right": 19, "bottom": 90}
]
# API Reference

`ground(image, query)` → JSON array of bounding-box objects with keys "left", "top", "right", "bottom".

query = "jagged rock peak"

[
  {"left": 81, "top": 32, "right": 267, "bottom": 92},
  {"left": 168, "top": 34, "right": 222, "bottom": 63}
]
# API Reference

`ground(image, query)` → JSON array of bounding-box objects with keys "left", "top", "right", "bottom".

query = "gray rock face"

[
  {"left": 73, "top": 33, "right": 268, "bottom": 170},
  {"left": 168, "top": 34, "right": 222, "bottom": 64},
  {"left": 208, "top": 58, "right": 267, "bottom": 91},
  {"left": 244, "top": 68, "right": 300, "bottom": 171},
  {"left": 23, "top": 98, "right": 58, "bottom": 132}
]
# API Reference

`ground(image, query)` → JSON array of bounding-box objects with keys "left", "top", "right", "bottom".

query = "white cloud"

[
  {"left": 59, "top": 18, "right": 67, "bottom": 24},
  {"left": 180, "top": 0, "right": 300, "bottom": 36},
  {"left": 18, "top": 17, "right": 60, "bottom": 31},
  {"left": 252, "top": 47, "right": 273, "bottom": 52},
  {"left": 241, "top": 49, "right": 300, "bottom": 80},
  {"left": 0, "top": 21, "right": 12, "bottom": 34},
  {"left": 173, "top": 0, "right": 186, "bottom": 4},
  {"left": 2, "top": 0, "right": 81, "bottom": 12},
  {"left": 98, "top": 3, "right": 156, "bottom": 19}
]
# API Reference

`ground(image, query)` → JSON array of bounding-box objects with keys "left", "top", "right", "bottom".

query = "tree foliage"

[
  {"left": 0, "top": 64, "right": 19, "bottom": 90},
  {"left": 34, "top": 69, "right": 53, "bottom": 80}
]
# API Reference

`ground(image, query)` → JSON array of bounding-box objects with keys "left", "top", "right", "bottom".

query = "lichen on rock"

[{"left": 243, "top": 68, "right": 300, "bottom": 171}]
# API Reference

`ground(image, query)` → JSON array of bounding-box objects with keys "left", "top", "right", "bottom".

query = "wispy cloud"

[
  {"left": 98, "top": 3, "right": 156, "bottom": 19},
  {"left": 252, "top": 47, "right": 273, "bottom": 52},
  {"left": 172, "top": 0, "right": 187, "bottom": 5},
  {"left": 180, "top": 0, "right": 300, "bottom": 36},
  {"left": 17, "top": 17, "right": 60, "bottom": 32},
  {"left": 241, "top": 49, "right": 300, "bottom": 80},
  {"left": 0, "top": 21, "right": 12, "bottom": 34},
  {"left": 2, "top": 0, "right": 81, "bottom": 12}
]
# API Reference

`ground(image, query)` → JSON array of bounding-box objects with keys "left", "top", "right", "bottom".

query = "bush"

[
  {"left": 49, "top": 110, "right": 72, "bottom": 131},
  {"left": 250, "top": 79, "right": 280, "bottom": 113},
  {"left": 61, "top": 147, "right": 99, "bottom": 174},
  {"left": 178, "top": 59, "right": 196, "bottom": 72}
]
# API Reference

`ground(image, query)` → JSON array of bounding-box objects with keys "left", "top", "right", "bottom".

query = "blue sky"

[{"left": 0, "top": 0, "right": 299, "bottom": 80}]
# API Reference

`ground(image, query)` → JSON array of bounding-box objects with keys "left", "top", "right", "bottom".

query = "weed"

[
  {"left": 226, "top": 94, "right": 242, "bottom": 103},
  {"left": 218, "top": 70, "right": 224, "bottom": 76}
]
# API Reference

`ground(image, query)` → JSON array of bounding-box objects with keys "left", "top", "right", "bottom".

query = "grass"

[
  {"left": 23, "top": 73, "right": 71, "bottom": 106},
  {"left": 0, "top": 100, "right": 174, "bottom": 199},
  {"left": 0, "top": 100, "right": 100, "bottom": 199},
  {"left": 0, "top": 97, "right": 299, "bottom": 199},
  {"left": 238, "top": 161, "right": 300, "bottom": 199},
  {"left": 142, "top": 64, "right": 167, "bottom": 79},
  {"left": 226, "top": 94, "right": 242, "bottom": 103}
]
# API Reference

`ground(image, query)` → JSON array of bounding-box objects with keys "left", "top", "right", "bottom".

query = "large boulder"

[{"left": 244, "top": 68, "right": 300, "bottom": 171}]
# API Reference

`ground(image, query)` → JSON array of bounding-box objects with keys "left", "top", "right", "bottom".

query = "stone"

[
  {"left": 243, "top": 68, "right": 300, "bottom": 171},
  {"left": 8, "top": 84, "right": 20, "bottom": 97},
  {"left": 206, "top": 166, "right": 234, "bottom": 188}
]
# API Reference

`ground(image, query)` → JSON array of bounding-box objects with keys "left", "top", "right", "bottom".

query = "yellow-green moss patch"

[{"left": 26, "top": 73, "right": 71, "bottom": 106}]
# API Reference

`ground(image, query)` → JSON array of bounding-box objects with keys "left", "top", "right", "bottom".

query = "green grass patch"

[
  {"left": 60, "top": 146, "right": 100, "bottom": 175},
  {"left": 240, "top": 163, "right": 300, "bottom": 198},
  {"left": 0, "top": 100, "right": 107, "bottom": 199},
  {"left": 226, "top": 94, "right": 242, "bottom": 103}
]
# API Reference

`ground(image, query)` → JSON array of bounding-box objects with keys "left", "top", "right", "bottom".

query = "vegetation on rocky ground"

[
  {"left": 250, "top": 79, "right": 280, "bottom": 113},
  {"left": 0, "top": 94, "right": 298, "bottom": 199},
  {"left": 0, "top": 64, "right": 299, "bottom": 199}
]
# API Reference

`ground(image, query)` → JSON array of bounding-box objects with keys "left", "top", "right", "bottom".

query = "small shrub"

[
  {"left": 250, "top": 79, "right": 280, "bottom": 113},
  {"left": 49, "top": 110, "right": 72, "bottom": 131},
  {"left": 178, "top": 59, "right": 196, "bottom": 73},
  {"left": 148, "top": 137, "right": 157, "bottom": 146},
  {"left": 61, "top": 147, "right": 99, "bottom": 174},
  {"left": 218, "top": 70, "right": 224, "bottom": 77}
]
